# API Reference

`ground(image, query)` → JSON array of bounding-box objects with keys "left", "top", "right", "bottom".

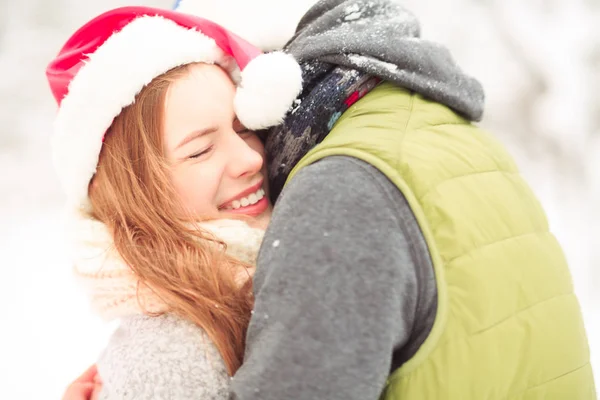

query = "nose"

[{"left": 225, "top": 131, "right": 263, "bottom": 179}]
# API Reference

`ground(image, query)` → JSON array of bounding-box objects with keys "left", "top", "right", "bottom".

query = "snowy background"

[{"left": 0, "top": 0, "right": 597, "bottom": 398}]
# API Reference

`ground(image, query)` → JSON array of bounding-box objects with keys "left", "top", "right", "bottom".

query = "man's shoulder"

[{"left": 282, "top": 155, "right": 411, "bottom": 218}]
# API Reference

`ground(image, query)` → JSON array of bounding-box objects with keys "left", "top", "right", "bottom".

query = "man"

[{"left": 175, "top": 0, "right": 594, "bottom": 398}]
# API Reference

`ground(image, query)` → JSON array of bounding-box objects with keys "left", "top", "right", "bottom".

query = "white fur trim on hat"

[
  {"left": 175, "top": 0, "right": 319, "bottom": 51},
  {"left": 53, "top": 16, "right": 236, "bottom": 211},
  {"left": 234, "top": 52, "right": 303, "bottom": 130}
]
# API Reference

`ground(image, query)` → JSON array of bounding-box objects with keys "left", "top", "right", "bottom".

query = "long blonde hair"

[{"left": 88, "top": 64, "right": 253, "bottom": 375}]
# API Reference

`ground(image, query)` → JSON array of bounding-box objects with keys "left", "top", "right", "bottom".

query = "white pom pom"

[{"left": 234, "top": 52, "right": 303, "bottom": 130}]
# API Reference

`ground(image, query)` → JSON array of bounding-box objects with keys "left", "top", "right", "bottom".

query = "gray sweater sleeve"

[
  {"left": 231, "top": 156, "right": 437, "bottom": 400},
  {"left": 97, "top": 314, "right": 230, "bottom": 400}
]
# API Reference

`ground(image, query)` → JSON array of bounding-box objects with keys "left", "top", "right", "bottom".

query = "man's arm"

[{"left": 231, "top": 156, "right": 436, "bottom": 400}]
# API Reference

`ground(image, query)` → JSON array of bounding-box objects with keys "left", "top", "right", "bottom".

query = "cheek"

[{"left": 171, "top": 166, "right": 220, "bottom": 215}]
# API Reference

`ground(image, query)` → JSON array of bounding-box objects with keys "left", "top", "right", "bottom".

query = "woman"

[{"left": 48, "top": 6, "right": 302, "bottom": 399}]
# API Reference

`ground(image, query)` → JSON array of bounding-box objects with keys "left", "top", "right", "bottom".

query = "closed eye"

[{"left": 189, "top": 145, "right": 214, "bottom": 159}]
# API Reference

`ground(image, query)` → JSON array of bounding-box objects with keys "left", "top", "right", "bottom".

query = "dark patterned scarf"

[{"left": 265, "top": 61, "right": 380, "bottom": 201}]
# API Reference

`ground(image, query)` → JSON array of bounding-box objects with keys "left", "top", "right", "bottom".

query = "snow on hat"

[{"left": 46, "top": 6, "right": 302, "bottom": 211}]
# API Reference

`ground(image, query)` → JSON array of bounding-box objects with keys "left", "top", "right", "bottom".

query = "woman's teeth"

[{"left": 226, "top": 188, "right": 265, "bottom": 210}]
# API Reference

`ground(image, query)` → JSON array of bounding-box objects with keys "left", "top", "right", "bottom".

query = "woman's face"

[{"left": 163, "top": 63, "right": 272, "bottom": 229}]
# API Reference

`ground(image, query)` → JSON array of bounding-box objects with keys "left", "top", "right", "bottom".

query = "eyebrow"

[{"left": 175, "top": 126, "right": 219, "bottom": 150}]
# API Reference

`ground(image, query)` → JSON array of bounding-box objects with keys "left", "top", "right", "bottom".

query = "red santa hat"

[{"left": 46, "top": 6, "right": 302, "bottom": 211}]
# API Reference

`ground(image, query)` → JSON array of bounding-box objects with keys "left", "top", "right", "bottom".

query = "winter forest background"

[{"left": 0, "top": 0, "right": 598, "bottom": 397}]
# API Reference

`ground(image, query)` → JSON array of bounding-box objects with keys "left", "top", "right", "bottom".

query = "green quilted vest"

[{"left": 286, "top": 82, "right": 595, "bottom": 399}]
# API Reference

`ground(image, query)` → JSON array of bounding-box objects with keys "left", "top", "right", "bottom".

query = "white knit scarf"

[{"left": 68, "top": 214, "right": 265, "bottom": 321}]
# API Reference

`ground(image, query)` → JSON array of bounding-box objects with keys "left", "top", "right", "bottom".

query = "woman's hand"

[{"left": 62, "top": 364, "right": 103, "bottom": 400}]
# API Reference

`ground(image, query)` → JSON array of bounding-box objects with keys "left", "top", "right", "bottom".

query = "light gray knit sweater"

[{"left": 97, "top": 314, "right": 230, "bottom": 400}]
